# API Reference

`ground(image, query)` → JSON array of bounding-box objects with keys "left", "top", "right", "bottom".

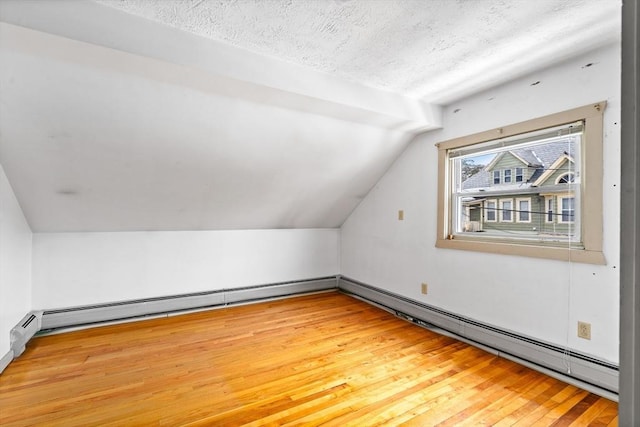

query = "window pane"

[
  {"left": 502, "top": 201, "right": 512, "bottom": 221},
  {"left": 486, "top": 201, "right": 496, "bottom": 221},
  {"left": 450, "top": 124, "right": 581, "bottom": 245},
  {"left": 519, "top": 200, "right": 529, "bottom": 221},
  {"left": 515, "top": 167, "right": 524, "bottom": 182},
  {"left": 562, "top": 197, "right": 575, "bottom": 222}
]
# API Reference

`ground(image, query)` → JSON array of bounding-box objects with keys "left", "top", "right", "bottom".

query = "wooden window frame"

[{"left": 436, "top": 102, "right": 606, "bottom": 264}]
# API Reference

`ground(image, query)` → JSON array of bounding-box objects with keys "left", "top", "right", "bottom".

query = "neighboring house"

[{"left": 460, "top": 140, "right": 578, "bottom": 239}]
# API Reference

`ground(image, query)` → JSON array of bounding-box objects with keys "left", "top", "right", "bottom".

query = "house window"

[
  {"left": 545, "top": 197, "right": 554, "bottom": 223},
  {"left": 500, "top": 199, "right": 513, "bottom": 222},
  {"left": 515, "top": 167, "right": 524, "bottom": 183},
  {"left": 516, "top": 198, "right": 531, "bottom": 223},
  {"left": 559, "top": 196, "right": 575, "bottom": 223},
  {"left": 485, "top": 199, "right": 497, "bottom": 222},
  {"left": 504, "top": 169, "right": 512, "bottom": 183},
  {"left": 557, "top": 173, "right": 575, "bottom": 184},
  {"left": 436, "top": 102, "right": 606, "bottom": 264}
]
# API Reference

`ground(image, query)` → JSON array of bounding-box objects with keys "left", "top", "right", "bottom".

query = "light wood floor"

[{"left": 0, "top": 291, "right": 617, "bottom": 426}]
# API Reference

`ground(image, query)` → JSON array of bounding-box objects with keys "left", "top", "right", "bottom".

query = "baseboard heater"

[
  {"left": 10, "top": 311, "right": 43, "bottom": 357},
  {"left": 337, "top": 276, "right": 618, "bottom": 396},
  {"left": 38, "top": 277, "right": 337, "bottom": 331},
  {"left": 5, "top": 274, "right": 619, "bottom": 398},
  {"left": 0, "top": 277, "right": 337, "bottom": 374}
]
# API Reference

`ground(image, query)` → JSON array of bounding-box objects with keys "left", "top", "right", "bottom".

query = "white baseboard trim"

[{"left": 337, "top": 275, "right": 618, "bottom": 398}]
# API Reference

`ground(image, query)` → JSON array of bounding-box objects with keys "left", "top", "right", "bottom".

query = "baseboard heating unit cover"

[
  {"left": 40, "top": 277, "right": 338, "bottom": 331},
  {"left": 1, "top": 277, "right": 337, "bottom": 374},
  {"left": 337, "top": 276, "right": 618, "bottom": 396},
  {"left": 10, "top": 311, "right": 43, "bottom": 357}
]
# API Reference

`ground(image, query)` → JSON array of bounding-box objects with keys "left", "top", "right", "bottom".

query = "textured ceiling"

[
  {"left": 0, "top": 0, "right": 621, "bottom": 232},
  {"left": 97, "top": 0, "right": 620, "bottom": 103}
]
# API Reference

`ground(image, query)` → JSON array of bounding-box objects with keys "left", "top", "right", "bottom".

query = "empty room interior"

[{"left": 0, "top": 0, "right": 635, "bottom": 425}]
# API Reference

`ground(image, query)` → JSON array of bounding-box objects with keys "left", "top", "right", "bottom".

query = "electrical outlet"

[
  {"left": 421, "top": 283, "right": 428, "bottom": 294},
  {"left": 577, "top": 321, "right": 591, "bottom": 340},
  {"left": 398, "top": 210, "right": 404, "bottom": 220}
]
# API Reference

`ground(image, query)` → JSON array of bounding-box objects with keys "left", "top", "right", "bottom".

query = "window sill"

[{"left": 435, "top": 237, "right": 606, "bottom": 265}]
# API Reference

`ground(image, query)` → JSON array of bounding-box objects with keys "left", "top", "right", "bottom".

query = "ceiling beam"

[{"left": 0, "top": 0, "right": 441, "bottom": 133}]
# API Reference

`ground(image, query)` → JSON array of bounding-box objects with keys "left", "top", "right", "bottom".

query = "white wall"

[
  {"left": 341, "top": 43, "right": 621, "bottom": 364},
  {"left": 32, "top": 228, "right": 339, "bottom": 309},
  {"left": 0, "top": 164, "right": 32, "bottom": 357}
]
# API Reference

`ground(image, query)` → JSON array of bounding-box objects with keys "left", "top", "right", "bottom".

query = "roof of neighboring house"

[{"left": 461, "top": 139, "right": 576, "bottom": 191}]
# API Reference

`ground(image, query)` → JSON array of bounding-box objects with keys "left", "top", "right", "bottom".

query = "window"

[
  {"left": 436, "top": 102, "right": 606, "bottom": 264},
  {"left": 500, "top": 199, "right": 513, "bottom": 222},
  {"left": 557, "top": 173, "right": 575, "bottom": 184},
  {"left": 515, "top": 167, "right": 524, "bottom": 183},
  {"left": 503, "top": 169, "right": 512, "bottom": 183},
  {"left": 559, "top": 196, "right": 575, "bottom": 223},
  {"left": 545, "top": 197, "right": 554, "bottom": 223},
  {"left": 516, "top": 198, "right": 531, "bottom": 222},
  {"left": 485, "top": 199, "right": 497, "bottom": 222}
]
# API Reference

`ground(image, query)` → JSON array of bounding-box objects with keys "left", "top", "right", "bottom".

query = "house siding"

[
  {"left": 489, "top": 153, "right": 532, "bottom": 184},
  {"left": 471, "top": 195, "right": 573, "bottom": 236},
  {"left": 544, "top": 160, "right": 575, "bottom": 185}
]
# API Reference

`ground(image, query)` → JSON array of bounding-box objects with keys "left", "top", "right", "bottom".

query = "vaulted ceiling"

[{"left": 0, "top": 0, "right": 620, "bottom": 232}]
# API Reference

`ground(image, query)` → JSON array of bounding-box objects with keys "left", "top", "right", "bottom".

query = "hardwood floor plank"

[{"left": 0, "top": 291, "right": 617, "bottom": 425}]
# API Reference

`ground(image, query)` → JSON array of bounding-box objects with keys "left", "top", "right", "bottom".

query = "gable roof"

[
  {"left": 532, "top": 155, "right": 575, "bottom": 186},
  {"left": 461, "top": 139, "right": 576, "bottom": 191}
]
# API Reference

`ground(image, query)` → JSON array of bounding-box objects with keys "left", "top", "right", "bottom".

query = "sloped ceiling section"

[{"left": 0, "top": 0, "right": 620, "bottom": 232}]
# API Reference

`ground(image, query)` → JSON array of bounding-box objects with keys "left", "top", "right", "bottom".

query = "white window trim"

[
  {"left": 499, "top": 199, "right": 514, "bottom": 222},
  {"left": 493, "top": 170, "right": 500, "bottom": 184},
  {"left": 436, "top": 102, "right": 606, "bottom": 265},
  {"left": 555, "top": 172, "right": 576, "bottom": 185},
  {"left": 484, "top": 199, "right": 498, "bottom": 223},
  {"left": 515, "top": 167, "right": 524, "bottom": 183},
  {"left": 558, "top": 195, "right": 576, "bottom": 224},
  {"left": 503, "top": 169, "right": 512, "bottom": 184},
  {"left": 516, "top": 197, "right": 532, "bottom": 223},
  {"left": 545, "top": 196, "right": 555, "bottom": 223}
]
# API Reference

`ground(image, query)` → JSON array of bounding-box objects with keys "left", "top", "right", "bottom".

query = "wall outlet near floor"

[
  {"left": 577, "top": 321, "right": 591, "bottom": 340},
  {"left": 398, "top": 210, "right": 404, "bottom": 220},
  {"left": 421, "top": 283, "right": 428, "bottom": 295}
]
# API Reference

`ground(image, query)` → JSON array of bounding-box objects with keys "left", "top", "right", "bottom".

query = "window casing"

[
  {"left": 556, "top": 173, "right": 575, "bottom": 184},
  {"left": 436, "top": 102, "right": 606, "bottom": 264},
  {"left": 516, "top": 198, "right": 531, "bottom": 223},
  {"left": 559, "top": 195, "right": 575, "bottom": 223},
  {"left": 503, "top": 169, "right": 512, "bottom": 184},
  {"left": 485, "top": 199, "right": 497, "bottom": 222},
  {"left": 500, "top": 199, "right": 513, "bottom": 222},
  {"left": 545, "top": 197, "right": 554, "bottom": 223},
  {"left": 515, "top": 167, "right": 524, "bottom": 183}
]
